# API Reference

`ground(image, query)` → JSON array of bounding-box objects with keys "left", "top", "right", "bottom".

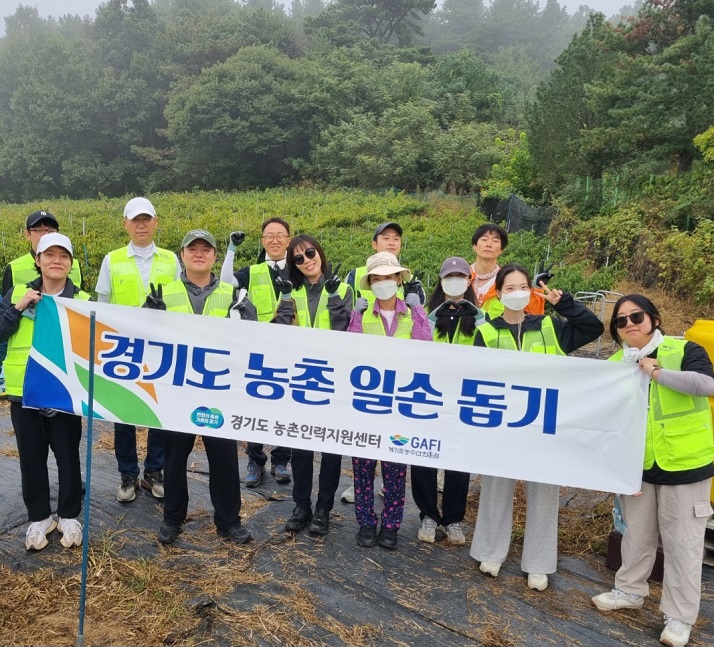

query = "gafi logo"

[
  {"left": 390, "top": 434, "right": 442, "bottom": 451},
  {"left": 190, "top": 406, "right": 225, "bottom": 429}
]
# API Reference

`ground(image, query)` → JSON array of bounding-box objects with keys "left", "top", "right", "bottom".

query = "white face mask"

[
  {"left": 441, "top": 277, "right": 469, "bottom": 298},
  {"left": 499, "top": 290, "right": 531, "bottom": 311},
  {"left": 371, "top": 279, "right": 398, "bottom": 300}
]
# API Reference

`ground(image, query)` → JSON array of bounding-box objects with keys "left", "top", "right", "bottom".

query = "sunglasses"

[
  {"left": 614, "top": 311, "right": 647, "bottom": 329},
  {"left": 293, "top": 247, "right": 317, "bottom": 265}
]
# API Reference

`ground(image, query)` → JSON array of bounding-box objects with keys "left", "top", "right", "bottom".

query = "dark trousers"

[
  {"left": 163, "top": 431, "right": 242, "bottom": 532},
  {"left": 114, "top": 423, "right": 164, "bottom": 477},
  {"left": 411, "top": 465, "right": 470, "bottom": 526},
  {"left": 290, "top": 449, "right": 341, "bottom": 512},
  {"left": 246, "top": 442, "right": 291, "bottom": 467},
  {"left": 11, "top": 401, "right": 82, "bottom": 521}
]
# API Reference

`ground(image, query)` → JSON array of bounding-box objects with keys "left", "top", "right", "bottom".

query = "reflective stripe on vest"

[
  {"left": 5, "top": 285, "right": 91, "bottom": 396},
  {"left": 10, "top": 253, "right": 82, "bottom": 289},
  {"left": 162, "top": 280, "right": 233, "bottom": 317},
  {"left": 249, "top": 263, "right": 278, "bottom": 322},
  {"left": 610, "top": 337, "right": 714, "bottom": 471},
  {"left": 108, "top": 247, "right": 177, "bottom": 306},
  {"left": 478, "top": 318, "right": 565, "bottom": 354},
  {"left": 293, "top": 282, "right": 348, "bottom": 329},
  {"left": 361, "top": 306, "right": 413, "bottom": 338}
]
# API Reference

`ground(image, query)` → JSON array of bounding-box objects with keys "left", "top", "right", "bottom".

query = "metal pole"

[{"left": 77, "top": 311, "right": 97, "bottom": 647}]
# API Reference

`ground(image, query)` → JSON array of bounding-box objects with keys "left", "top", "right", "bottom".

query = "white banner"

[{"left": 25, "top": 297, "right": 649, "bottom": 494}]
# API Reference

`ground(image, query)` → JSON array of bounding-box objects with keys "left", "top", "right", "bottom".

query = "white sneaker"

[
  {"left": 591, "top": 588, "right": 644, "bottom": 611},
  {"left": 58, "top": 517, "right": 83, "bottom": 548},
  {"left": 445, "top": 522, "right": 465, "bottom": 545},
  {"left": 417, "top": 517, "right": 438, "bottom": 543},
  {"left": 437, "top": 469, "right": 445, "bottom": 493},
  {"left": 479, "top": 561, "right": 501, "bottom": 577},
  {"left": 340, "top": 484, "right": 355, "bottom": 504},
  {"left": 660, "top": 617, "right": 691, "bottom": 647},
  {"left": 528, "top": 573, "right": 548, "bottom": 591},
  {"left": 25, "top": 515, "right": 57, "bottom": 551}
]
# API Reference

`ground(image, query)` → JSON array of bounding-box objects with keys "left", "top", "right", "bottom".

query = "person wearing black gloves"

[
  {"left": 220, "top": 218, "right": 293, "bottom": 487},
  {"left": 412, "top": 257, "right": 486, "bottom": 546},
  {"left": 273, "top": 235, "right": 352, "bottom": 537},
  {"left": 146, "top": 229, "right": 256, "bottom": 546},
  {"left": 470, "top": 262, "right": 604, "bottom": 592}
]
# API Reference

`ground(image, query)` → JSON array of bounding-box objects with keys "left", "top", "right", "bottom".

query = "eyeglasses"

[
  {"left": 293, "top": 247, "right": 317, "bottom": 265},
  {"left": 29, "top": 227, "right": 57, "bottom": 234},
  {"left": 614, "top": 311, "right": 647, "bottom": 329},
  {"left": 262, "top": 234, "right": 288, "bottom": 242}
]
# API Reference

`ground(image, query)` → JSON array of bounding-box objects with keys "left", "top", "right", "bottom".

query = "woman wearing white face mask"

[
  {"left": 592, "top": 295, "right": 714, "bottom": 647},
  {"left": 411, "top": 257, "right": 486, "bottom": 545},
  {"left": 470, "top": 262, "right": 604, "bottom": 591},
  {"left": 347, "top": 251, "right": 432, "bottom": 550}
]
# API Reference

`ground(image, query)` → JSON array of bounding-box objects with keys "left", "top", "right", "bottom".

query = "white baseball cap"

[
  {"left": 123, "top": 197, "right": 157, "bottom": 220},
  {"left": 36, "top": 232, "right": 73, "bottom": 257}
]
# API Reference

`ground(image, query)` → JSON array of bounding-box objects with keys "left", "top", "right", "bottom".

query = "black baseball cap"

[
  {"left": 373, "top": 222, "right": 403, "bottom": 240},
  {"left": 26, "top": 210, "right": 59, "bottom": 230}
]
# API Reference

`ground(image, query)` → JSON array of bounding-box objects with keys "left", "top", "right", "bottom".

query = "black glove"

[
  {"left": 228, "top": 231, "right": 245, "bottom": 251},
  {"left": 231, "top": 294, "right": 258, "bottom": 321},
  {"left": 324, "top": 262, "right": 342, "bottom": 295},
  {"left": 145, "top": 283, "right": 166, "bottom": 310},
  {"left": 274, "top": 276, "right": 293, "bottom": 297},
  {"left": 403, "top": 275, "right": 422, "bottom": 298},
  {"left": 533, "top": 262, "right": 554, "bottom": 288}
]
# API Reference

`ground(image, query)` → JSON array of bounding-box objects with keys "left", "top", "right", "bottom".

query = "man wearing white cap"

[
  {"left": 0, "top": 233, "right": 90, "bottom": 551},
  {"left": 95, "top": 197, "right": 181, "bottom": 504}
]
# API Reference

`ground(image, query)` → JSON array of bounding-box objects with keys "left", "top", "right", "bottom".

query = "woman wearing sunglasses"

[
  {"left": 274, "top": 234, "right": 352, "bottom": 538},
  {"left": 470, "top": 262, "right": 603, "bottom": 592},
  {"left": 592, "top": 295, "right": 714, "bottom": 647}
]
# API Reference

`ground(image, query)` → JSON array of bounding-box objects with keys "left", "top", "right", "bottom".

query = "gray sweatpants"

[
  {"left": 470, "top": 476, "right": 559, "bottom": 574},
  {"left": 616, "top": 479, "right": 712, "bottom": 625}
]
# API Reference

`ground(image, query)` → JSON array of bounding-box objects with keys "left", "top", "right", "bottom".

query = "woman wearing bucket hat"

[
  {"left": 411, "top": 257, "right": 486, "bottom": 546},
  {"left": 0, "top": 233, "right": 90, "bottom": 551},
  {"left": 347, "top": 251, "right": 432, "bottom": 550},
  {"left": 273, "top": 234, "right": 353, "bottom": 538}
]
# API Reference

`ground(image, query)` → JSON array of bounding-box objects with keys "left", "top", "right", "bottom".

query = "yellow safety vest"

[
  {"left": 361, "top": 305, "right": 413, "bottom": 338},
  {"left": 610, "top": 337, "right": 714, "bottom": 471},
  {"left": 108, "top": 246, "right": 177, "bottom": 307},
  {"left": 478, "top": 317, "right": 565, "bottom": 355},
  {"left": 161, "top": 280, "right": 234, "bottom": 317},
  {"left": 293, "top": 282, "right": 348, "bottom": 330},
  {"left": 248, "top": 263, "right": 278, "bottom": 322},
  {"left": 433, "top": 320, "right": 477, "bottom": 346},
  {"left": 5, "top": 285, "right": 91, "bottom": 397},
  {"left": 9, "top": 253, "right": 82, "bottom": 289}
]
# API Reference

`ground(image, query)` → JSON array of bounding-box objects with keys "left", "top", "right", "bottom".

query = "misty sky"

[{"left": 1, "top": 0, "right": 631, "bottom": 34}]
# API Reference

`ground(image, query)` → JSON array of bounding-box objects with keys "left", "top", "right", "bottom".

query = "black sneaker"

[
  {"left": 158, "top": 522, "right": 180, "bottom": 545},
  {"left": 116, "top": 474, "right": 139, "bottom": 502},
  {"left": 378, "top": 526, "right": 398, "bottom": 550},
  {"left": 218, "top": 525, "right": 252, "bottom": 544},
  {"left": 141, "top": 470, "right": 165, "bottom": 499},
  {"left": 356, "top": 525, "right": 377, "bottom": 548},
  {"left": 270, "top": 463, "right": 292, "bottom": 484},
  {"left": 285, "top": 506, "right": 312, "bottom": 533},
  {"left": 308, "top": 508, "right": 330, "bottom": 535}
]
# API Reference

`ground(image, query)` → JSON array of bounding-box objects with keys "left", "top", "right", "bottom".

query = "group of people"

[{"left": 0, "top": 198, "right": 712, "bottom": 647}]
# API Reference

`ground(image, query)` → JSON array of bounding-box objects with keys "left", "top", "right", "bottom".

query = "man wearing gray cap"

[
  {"left": 144, "top": 228, "right": 256, "bottom": 545},
  {"left": 95, "top": 197, "right": 181, "bottom": 504}
]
